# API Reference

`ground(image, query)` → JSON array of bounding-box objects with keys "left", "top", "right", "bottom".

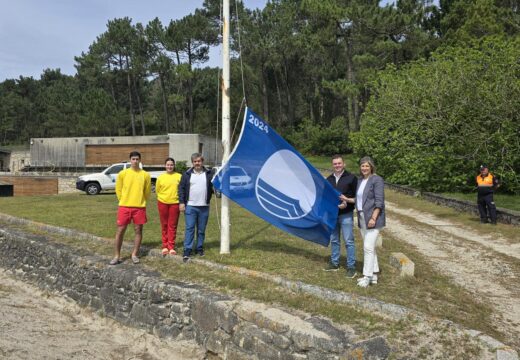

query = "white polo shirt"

[{"left": 187, "top": 171, "right": 208, "bottom": 206}]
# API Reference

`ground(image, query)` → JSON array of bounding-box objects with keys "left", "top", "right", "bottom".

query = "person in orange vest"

[{"left": 476, "top": 164, "right": 499, "bottom": 224}]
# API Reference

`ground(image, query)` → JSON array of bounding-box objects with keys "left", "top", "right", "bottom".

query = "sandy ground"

[
  {"left": 385, "top": 201, "right": 520, "bottom": 350},
  {"left": 0, "top": 270, "right": 206, "bottom": 360}
]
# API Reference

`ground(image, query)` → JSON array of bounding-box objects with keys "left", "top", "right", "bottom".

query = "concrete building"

[
  {"left": 29, "top": 134, "right": 222, "bottom": 168},
  {"left": 0, "top": 149, "right": 31, "bottom": 172}
]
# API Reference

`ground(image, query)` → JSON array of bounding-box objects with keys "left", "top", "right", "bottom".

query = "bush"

[{"left": 352, "top": 36, "right": 520, "bottom": 193}]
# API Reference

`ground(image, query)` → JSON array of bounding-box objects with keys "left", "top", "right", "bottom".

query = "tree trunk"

[
  {"left": 125, "top": 59, "right": 136, "bottom": 136},
  {"left": 159, "top": 74, "right": 170, "bottom": 132},
  {"left": 262, "top": 65, "right": 269, "bottom": 121},
  {"left": 282, "top": 59, "right": 294, "bottom": 128},
  {"left": 132, "top": 75, "right": 146, "bottom": 136},
  {"left": 346, "top": 39, "right": 356, "bottom": 132},
  {"left": 274, "top": 70, "right": 284, "bottom": 128}
]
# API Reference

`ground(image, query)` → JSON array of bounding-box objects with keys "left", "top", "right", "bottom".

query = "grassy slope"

[{"left": 0, "top": 190, "right": 511, "bottom": 343}]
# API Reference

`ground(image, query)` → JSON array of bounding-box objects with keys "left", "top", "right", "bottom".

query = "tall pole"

[{"left": 220, "top": 0, "right": 231, "bottom": 254}]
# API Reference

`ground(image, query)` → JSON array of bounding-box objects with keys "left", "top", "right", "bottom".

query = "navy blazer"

[
  {"left": 178, "top": 167, "right": 213, "bottom": 205},
  {"left": 357, "top": 174, "right": 386, "bottom": 229}
]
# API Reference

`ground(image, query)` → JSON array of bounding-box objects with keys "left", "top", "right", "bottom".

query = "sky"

[
  {"left": 0, "top": 0, "right": 267, "bottom": 81},
  {"left": 0, "top": 0, "right": 422, "bottom": 82}
]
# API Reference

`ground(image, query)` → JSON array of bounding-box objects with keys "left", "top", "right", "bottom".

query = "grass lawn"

[
  {"left": 442, "top": 192, "right": 520, "bottom": 212},
  {"left": 0, "top": 191, "right": 506, "bottom": 345}
]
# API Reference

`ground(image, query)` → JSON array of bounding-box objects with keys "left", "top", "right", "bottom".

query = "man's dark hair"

[
  {"left": 191, "top": 152, "right": 204, "bottom": 162},
  {"left": 129, "top": 151, "right": 141, "bottom": 159},
  {"left": 331, "top": 154, "right": 343, "bottom": 161}
]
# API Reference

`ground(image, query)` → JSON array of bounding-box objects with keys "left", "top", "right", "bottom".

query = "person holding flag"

[
  {"left": 324, "top": 155, "right": 358, "bottom": 278},
  {"left": 212, "top": 108, "right": 339, "bottom": 249}
]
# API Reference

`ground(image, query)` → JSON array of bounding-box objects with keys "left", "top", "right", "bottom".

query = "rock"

[{"left": 389, "top": 252, "right": 414, "bottom": 277}]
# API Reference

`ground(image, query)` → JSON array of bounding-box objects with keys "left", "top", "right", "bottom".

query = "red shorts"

[{"left": 117, "top": 207, "right": 147, "bottom": 226}]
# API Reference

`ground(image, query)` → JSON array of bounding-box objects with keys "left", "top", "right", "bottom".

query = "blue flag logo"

[{"left": 212, "top": 108, "right": 339, "bottom": 246}]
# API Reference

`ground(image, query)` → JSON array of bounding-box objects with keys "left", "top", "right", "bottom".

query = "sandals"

[
  {"left": 161, "top": 248, "right": 169, "bottom": 257},
  {"left": 169, "top": 249, "right": 177, "bottom": 256},
  {"left": 109, "top": 258, "right": 121, "bottom": 266},
  {"left": 131, "top": 255, "right": 140, "bottom": 264}
]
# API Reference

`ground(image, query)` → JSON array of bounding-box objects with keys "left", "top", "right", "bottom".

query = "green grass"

[
  {"left": 442, "top": 192, "right": 520, "bottom": 212},
  {"left": 387, "top": 190, "right": 519, "bottom": 242},
  {"left": 0, "top": 191, "right": 508, "bottom": 346}
]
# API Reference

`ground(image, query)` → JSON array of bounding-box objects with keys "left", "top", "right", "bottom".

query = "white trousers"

[{"left": 359, "top": 212, "right": 380, "bottom": 277}]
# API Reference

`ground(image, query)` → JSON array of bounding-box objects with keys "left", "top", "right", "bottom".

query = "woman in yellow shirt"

[{"left": 156, "top": 158, "right": 182, "bottom": 255}]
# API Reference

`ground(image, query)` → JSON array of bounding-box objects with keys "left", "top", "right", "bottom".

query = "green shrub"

[
  {"left": 287, "top": 116, "right": 351, "bottom": 156},
  {"left": 352, "top": 36, "right": 520, "bottom": 193}
]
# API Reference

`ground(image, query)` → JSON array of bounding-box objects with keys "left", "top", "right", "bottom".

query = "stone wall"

[
  {"left": 386, "top": 183, "right": 520, "bottom": 225},
  {"left": 0, "top": 226, "right": 390, "bottom": 360},
  {"left": 58, "top": 176, "right": 79, "bottom": 194},
  {"left": 10, "top": 150, "right": 31, "bottom": 172}
]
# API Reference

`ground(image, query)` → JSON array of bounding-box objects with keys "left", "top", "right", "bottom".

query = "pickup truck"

[{"left": 76, "top": 162, "right": 165, "bottom": 195}]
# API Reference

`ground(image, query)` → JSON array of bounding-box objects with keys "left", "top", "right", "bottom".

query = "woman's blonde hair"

[{"left": 359, "top": 156, "right": 376, "bottom": 175}]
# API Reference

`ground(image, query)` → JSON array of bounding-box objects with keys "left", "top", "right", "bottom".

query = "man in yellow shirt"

[{"left": 110, "top": 151, "right": 151, "bottom": 265}]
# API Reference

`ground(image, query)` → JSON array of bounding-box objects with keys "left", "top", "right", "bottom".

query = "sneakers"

[
  {"left": 346, "top": 268, "right": 357, "bottom": 278},
  {"left": 357, "top": 276, "right": 370, "bottom": 288},
  {"left": 109, "top": 257, "right": 121, "bottom": 266},
  {"left": 131, "top": 255, "right": 140, "bottom": 264},
  {"left": 370, "top": 274, "right": 378, "bottom": 284},
  {"left": 323, "top": 262, "right": 340, "bottom": 271},
  {"left": 198, "top": 249, "right": 205, "bottom": 257},
  {"left": 183, "top": 255, "right": 191, "bottom": 263},
  {"left": 357, "top": 275, "right": 378, "bottom": 287}
]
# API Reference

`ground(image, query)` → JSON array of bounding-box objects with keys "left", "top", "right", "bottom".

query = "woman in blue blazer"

[{"left": 353, "top": 156, "right": 386, "bottom": 287}]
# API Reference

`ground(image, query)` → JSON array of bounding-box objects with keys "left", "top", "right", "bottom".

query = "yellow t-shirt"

[
  {"left": 156, "top": 172, "right": 182, "bottom": 204},
  {"left": 115, "top": 168, "right": 151, "bottom": 208}
]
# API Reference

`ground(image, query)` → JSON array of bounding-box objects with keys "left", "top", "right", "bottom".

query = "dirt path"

[
  {"left": 0, "top": 270, "right": 205, "bottom": 360},
  {"left": 385, "top": 201, "right": 520, "bottom": 349}
]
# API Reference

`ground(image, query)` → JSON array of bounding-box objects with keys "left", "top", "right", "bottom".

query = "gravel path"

[
  {"left": 385, "top": 201, "right": 520, "bottom": 349},
  {"left": 0, "top": 270, "right": 205, "bottom": 360}
]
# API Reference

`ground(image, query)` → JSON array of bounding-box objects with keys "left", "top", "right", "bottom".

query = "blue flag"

[{"left": 212, "top": 108, "right": 339, "bottom": 246}]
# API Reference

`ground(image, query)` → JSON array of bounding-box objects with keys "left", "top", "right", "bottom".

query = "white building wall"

[{"left": 29, "top": 134, "right": 221, "bottom": 168}]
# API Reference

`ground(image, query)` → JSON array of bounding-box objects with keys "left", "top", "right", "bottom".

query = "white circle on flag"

[{"left": 255, "top": 149, "right": 316, "bottom": 220}]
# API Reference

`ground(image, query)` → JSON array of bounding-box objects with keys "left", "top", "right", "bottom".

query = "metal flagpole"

[{"left": 220, "top": 0, "right": 231, "bottom": 254}]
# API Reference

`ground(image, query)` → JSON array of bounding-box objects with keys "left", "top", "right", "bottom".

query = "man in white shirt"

[{"left": 179, "top": 153, "right": 213, "bottom": 262}]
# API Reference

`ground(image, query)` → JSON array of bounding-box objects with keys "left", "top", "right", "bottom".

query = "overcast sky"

[
  {"left": 0, "top": 0, "right": 413, "bottom": 82},
  {"left": 0, "top": 0, "right": 267, "bottom": 81}
]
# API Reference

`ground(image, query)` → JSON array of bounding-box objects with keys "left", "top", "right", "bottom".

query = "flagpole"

[{"left": 220, "top": 0, "right": 231, "bottom": 254}]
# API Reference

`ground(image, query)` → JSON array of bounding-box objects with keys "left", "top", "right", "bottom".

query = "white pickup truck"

[{"left": 76, "top": 162, "right": 165, "bottom": 195}]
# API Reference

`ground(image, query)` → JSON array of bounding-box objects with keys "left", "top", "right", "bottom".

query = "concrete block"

[
  {"left": 376, "top": 233, "right": 383, "bottom": 248},
  {"left": 389, "top": 252, "right": 415, "bottom": 277},
  {"left": 496, "top": 347, "right": 519, "bottom": 360}
]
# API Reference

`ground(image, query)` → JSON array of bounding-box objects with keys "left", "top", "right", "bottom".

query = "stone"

[
  {"left": 376, "top": 233, "right": 383, "bottom": 248},
  {"left": 389, "top": 252, "right": 415, "bottom": 277},
  {"left": 496, "top": 347, "right": 519, "bottom": 360},
  {"left": 225, "top": 343, "right": 254, "bottom": 360},
  {"left": 191, "top": 294, "right": 238, "bottom": 333},
  {"left": 206, "top": 329, "right": 231, "bottom": 355},
  {"left": 478, "top": 334, "right": 505, "bottom": 350},
  {"left": 348, "top": 336, "right": 391, "bottom": 360}
]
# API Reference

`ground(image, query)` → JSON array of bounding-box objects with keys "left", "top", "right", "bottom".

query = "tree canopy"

[{"left": 0, "top": 0, "right": 518, "bottom": 192}]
